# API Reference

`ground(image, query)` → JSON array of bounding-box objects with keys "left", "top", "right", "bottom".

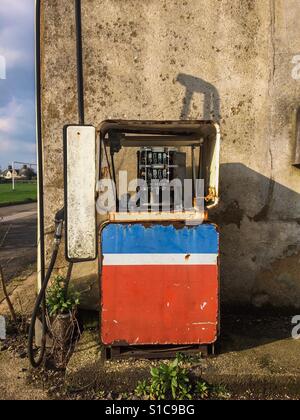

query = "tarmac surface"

[{"left": 0, "top": 203, "right": 37, "bottom": 282}]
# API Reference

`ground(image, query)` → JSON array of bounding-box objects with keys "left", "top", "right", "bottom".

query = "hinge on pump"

[{"left": 205, "top": 187, "right": 217, "bottom": 202}]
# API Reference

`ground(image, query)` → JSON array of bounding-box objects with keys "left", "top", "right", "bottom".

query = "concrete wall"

[{"left": 40, "top": 0, "right": 300, "bottom": 310}]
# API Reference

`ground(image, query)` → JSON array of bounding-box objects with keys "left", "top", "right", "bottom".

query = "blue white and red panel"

[{"left": 101, "top": 223, "right": 219, "bottom": 345}]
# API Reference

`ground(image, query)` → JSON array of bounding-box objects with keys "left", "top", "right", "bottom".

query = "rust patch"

[
  {"left": 140, "top": 221, "right": 186, "bottom": 230},
  {"left": 185, "top": 254, "right": 191, "bottom": 261}
]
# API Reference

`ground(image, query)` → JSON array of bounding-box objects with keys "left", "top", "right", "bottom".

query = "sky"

[{"left": 0, "top": 0, "right": 36, "bottom": 170}]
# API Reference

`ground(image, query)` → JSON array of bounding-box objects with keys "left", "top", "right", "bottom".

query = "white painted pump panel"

[{"left": 65, "top": 125, "right": 97, "bottom": 261}]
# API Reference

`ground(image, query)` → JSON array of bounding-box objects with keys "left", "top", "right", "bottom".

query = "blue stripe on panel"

[{"left": 102, "top": 223, "right": 218, "bottom": 255}]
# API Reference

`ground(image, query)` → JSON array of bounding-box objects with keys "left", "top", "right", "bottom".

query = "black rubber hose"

[
  {"left": 28, "top": 208, "right": 64, "bottom": 368},
  {"left": 27, "top": 241, "right": 59, "bottom": 368}
]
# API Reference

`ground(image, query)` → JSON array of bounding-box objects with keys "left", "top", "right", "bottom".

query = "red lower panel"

[{"left": 101, "top": 265, "right": 218, "bottom": 345}]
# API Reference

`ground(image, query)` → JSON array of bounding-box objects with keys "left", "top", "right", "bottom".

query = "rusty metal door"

[{"left": 100, "top": 223, "right": 219, "bottom": 346}]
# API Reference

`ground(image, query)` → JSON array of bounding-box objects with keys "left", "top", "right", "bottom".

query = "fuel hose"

[{"left": 28, "top": 211, "right": 64, "bottom": 368}]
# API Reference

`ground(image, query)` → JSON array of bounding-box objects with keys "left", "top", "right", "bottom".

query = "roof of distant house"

[{"left": 1, "top": 168, "right": 20, "bottom": 176}]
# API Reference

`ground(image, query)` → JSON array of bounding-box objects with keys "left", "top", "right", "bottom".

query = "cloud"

[
  {"left": 0, "top": 47, "right": 29, "bottom": 69},
  {"left": 0, "top": 0, "right": 36, "bottom": 168},
  {"left": 0, "top": 138, "right": 36, "bottom": 155},
  {"left": 0, "top": 117, "right": 10, "bottom": 133},
  {"left": 0, "top": 23, "right": 34, "bottom": 70},
  {"left": 0, "top": 0, "right": 33, "bottom": 19},
  {"left": 0, "top": 96, "right": 35, "bottom": 129},
  {"left": 0, "top": 97, "right": 36, "bottom": 166}
]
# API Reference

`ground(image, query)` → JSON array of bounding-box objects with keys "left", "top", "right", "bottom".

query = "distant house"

[
  {"left": 1, "top": 166, "right": 20, "bottom": 180},
  {"left": 1, "top": 165, "right": 36, "bottom": 181},
  {"left": 19, "top": 165, "right": 36, "bottom": 180}
]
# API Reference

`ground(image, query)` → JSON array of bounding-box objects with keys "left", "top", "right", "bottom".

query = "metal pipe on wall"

[
  {"left": 34, "top": 0, "right": 45, "bottom": 291},
  {"left": 75, "top": 0, "right": 85, "bottom": 125}
]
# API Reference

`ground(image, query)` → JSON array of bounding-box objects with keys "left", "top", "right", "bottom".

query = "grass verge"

[{"left": 0, "top": 182, "right": 37, "bottom": 206}]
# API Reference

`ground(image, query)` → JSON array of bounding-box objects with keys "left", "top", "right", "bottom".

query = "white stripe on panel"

[{"left": 103, "top": 253, "right": 218, "bottom": 266}]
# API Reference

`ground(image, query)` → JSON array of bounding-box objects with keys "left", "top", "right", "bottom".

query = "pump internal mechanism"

[
  {"left": 138, "top": 147, "right": 186, "bottom": 184},
  {"left": 137, "top": 147, "right": 186, "bottom": 211}
]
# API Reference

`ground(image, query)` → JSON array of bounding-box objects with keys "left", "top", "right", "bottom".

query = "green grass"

[{"left": 0, "top": 182, "right": 37, "bottom": 205}]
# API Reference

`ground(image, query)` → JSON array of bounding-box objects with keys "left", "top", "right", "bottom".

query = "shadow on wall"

[
  {"left": 213, "top": 158, "right": 300, "bottom": 354},
  {"left": 176, "top": 73, "right": 221, "bottom": 122},
  {"left": 211, "top": 163, "right": 300, "bottom": 314}
]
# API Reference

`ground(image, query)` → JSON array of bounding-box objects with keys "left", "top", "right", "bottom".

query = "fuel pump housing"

[{"left": 64, "top": 120, "right": 220, "bottom": 357}]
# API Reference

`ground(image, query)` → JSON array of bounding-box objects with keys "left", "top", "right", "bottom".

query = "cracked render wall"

[{"left": 40, "top": 0, "right": 300, "bottom": 310}]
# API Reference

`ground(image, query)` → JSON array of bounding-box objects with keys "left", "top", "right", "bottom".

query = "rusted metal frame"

[
  {"left": 97, "top": 121, "right": 214, "bottom": 218},
  {"left": 97, "top": 119, "right": 220, "bottom": 209},
  {"left": 97, "top": 119, "right": 216, "bottom": 138},
  {"left": 106, "top": 345, "right": 211, "bottom": 360},
  {"left": 107, "top": 211, "right": 208, "bottom": 223}
]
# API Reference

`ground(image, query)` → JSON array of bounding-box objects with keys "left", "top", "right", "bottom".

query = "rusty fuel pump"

[
  {"left": 96, "top": 121, "right": 220, "bottom": 358},
  {"left": 63, "top": 121, "right": 220, "bottom": 359}
]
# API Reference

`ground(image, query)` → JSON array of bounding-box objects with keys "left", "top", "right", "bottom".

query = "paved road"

[
  {"left": 0, "top": 203, "right": 37, "bottom": 219},
  {"left": 0, "top": 203, "right": 37, "bottom": 282}
]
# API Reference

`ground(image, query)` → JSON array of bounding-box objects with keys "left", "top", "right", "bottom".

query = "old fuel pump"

[{"left": 64, "top": 120, "right": 220, "bottom": 357}]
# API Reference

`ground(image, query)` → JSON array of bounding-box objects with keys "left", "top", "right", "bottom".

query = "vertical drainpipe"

[{"left": 34, "top": 0, "right": 45, "bottom": 291}]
